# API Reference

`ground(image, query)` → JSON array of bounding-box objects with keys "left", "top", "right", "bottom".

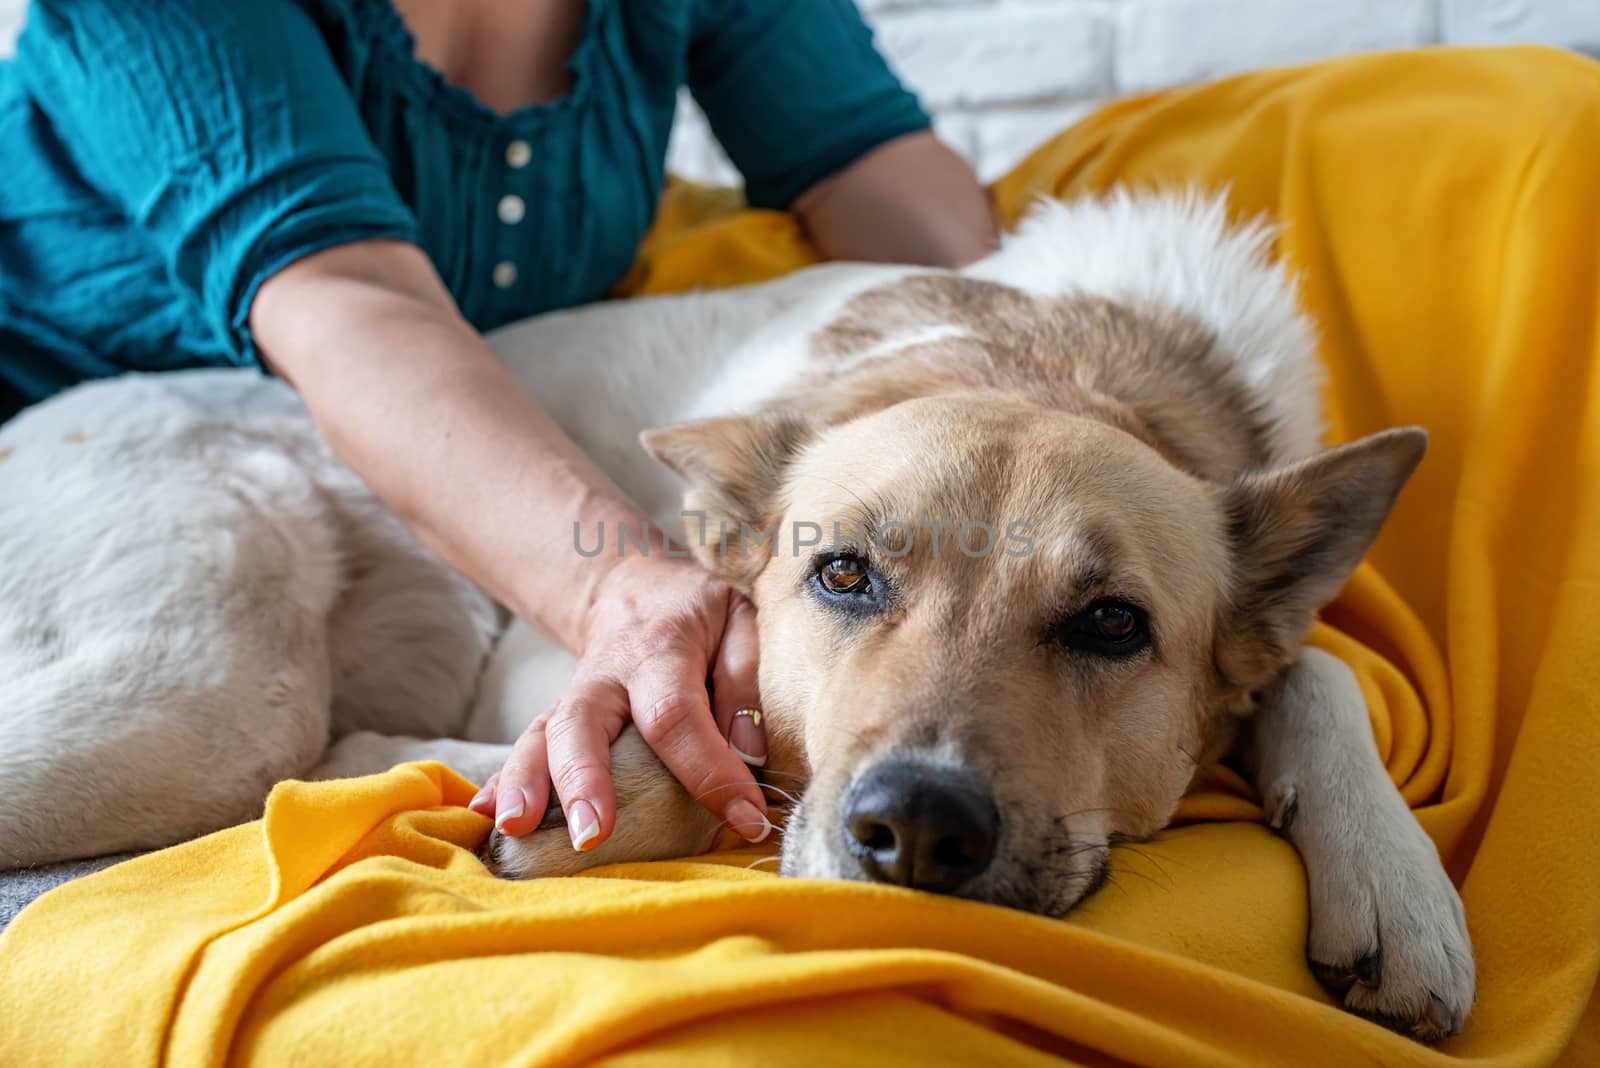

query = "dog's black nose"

[{"left": 842, "top": 760, "right": 999, "bottom": 894}]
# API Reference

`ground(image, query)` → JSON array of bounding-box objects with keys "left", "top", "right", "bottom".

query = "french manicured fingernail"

[
  {"left": 493, "top": 788, "right": 525, "bottom": 834},
  {"left": 568, "top": 799, "right": 601, "bottom": 851},
  {"left": 729, "top": 708, "right": 767, "bottom": 767},
  {"left": 725, "top": 799, "right": 772, "bottom": 843},
  {"left": 468, "top": 785, "right": 493, "bottom": 813}
]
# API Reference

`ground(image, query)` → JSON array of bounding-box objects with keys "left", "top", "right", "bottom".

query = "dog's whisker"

[
  {"left": 1107, "top": 845, "right": 1182, "bottom": 888},
  {"left": 757, "top": 783, "right": 802, "bottom": 806},
  {"left": 1100, "top": 858, "right": 1171, "bottom": 893},
  {"left": 713, "top": 806, "right": 784, "bottom": 843},
  {"left": 691, "top": 781, "right": 798, "bottom": 808},
  {"left": 1054, "top": 805, "right": 1142, "bottom": 824}
]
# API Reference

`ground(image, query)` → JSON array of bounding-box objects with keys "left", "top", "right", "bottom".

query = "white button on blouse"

[
  {"left": 492, "top": 261, "right": 518, "bottom": 288},
  {"left": 504, "top": 140, "right": 532, "bottom": 169},
  {"left": 497, "top": 195, "right": 526, "bottom": 225}
]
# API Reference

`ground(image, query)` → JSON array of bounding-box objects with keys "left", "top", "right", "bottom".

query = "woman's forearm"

[
  {"left": 250, "top": 240, "right": 650, "bottom": 652},
  {"left": 794, "top": 130, "right": 999, "bottom": 269}
]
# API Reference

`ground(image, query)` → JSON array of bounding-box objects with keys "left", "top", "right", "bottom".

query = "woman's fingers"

[
  {"left": 712, "top": 596, "right": 767, "bottom": 769},
  {"left": 493, "top": 715, "right": 553, "bottom": 836},
  {"left": 493, "top": 567, "right": 768, "bottom": 849},
  {"left": 468, "top": 771, "right": 500, "bottom": 816},
  {"left": 541, "top": 678, "right": 628, "bottom": 850},
  {"left": 629, "top": 644, "right": 770, "bottom": 842}
]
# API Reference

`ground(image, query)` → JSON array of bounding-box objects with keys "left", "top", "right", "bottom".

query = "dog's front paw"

[
  {"left": 480, "top": 793, "right": 726, "bottom": 880},
  {"left": 1304, "top": 816, "right": 1474, "bottom": 1042},
  {"left": 481, "top": 806, "right": 604, "bottom": 880}
]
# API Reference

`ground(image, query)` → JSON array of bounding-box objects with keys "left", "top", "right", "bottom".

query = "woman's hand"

[
  {"left": 251, "top": 239, "right": 769, "bottom": 853},
  {"left": 471, "top": 552, "right": 771, "bottom": 850}
]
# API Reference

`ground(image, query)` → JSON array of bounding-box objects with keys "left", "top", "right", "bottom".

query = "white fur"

[
  {"left": 0, "top": 372, "right": 499, "bottom": 864},
  {"left": 972, "top": 188, "right": 1325, "bottom": 462}
]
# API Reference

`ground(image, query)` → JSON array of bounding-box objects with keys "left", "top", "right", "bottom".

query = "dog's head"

[{"left": 643, "top": 323, "right": 1423, "bottom": 917}]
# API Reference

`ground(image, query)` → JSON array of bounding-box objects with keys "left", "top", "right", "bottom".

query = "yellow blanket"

[{"left": 3, "top": 46, "right": 1597, "bottom": 1067}]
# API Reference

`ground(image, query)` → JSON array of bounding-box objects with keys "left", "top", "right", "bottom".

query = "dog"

[{"left": 0, "top": 190, "right": 1472, "bottom": 1040}]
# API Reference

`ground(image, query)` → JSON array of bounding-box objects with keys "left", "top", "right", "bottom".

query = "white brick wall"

[
  {"left": 673, "top": 0, "right": 1600, "bottom": 183},
  {"left": 1443, "top": 0, "right": 1600, "bottom": 46},
  {"left": 1114, "top": 0, "right": 1438, "bottom": 94},
  {"left": 876, "top": 4, "right": 1113, "bottom": 107},
  {"left": 1, "top": 0, "right": 1595, "bottom": 184}
]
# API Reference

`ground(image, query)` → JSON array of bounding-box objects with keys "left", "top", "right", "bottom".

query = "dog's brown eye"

[
  {"left": 819, "top": 556, "right": 870, "bottom": 594},
  {"left": 810, "top": 552, "right": 889, "bottom": 616},
  {"left": 1092, "top": 604, "right": 1137, "bottom": 640},
  {"left": 1046, "top": 598, "right": 1150, "bottom": 659}
]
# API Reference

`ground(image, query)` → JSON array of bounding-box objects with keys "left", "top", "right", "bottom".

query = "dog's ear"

[
  {"left": 640, "top": 412, "right": 814, "bottom": 588},
  {"left": 1214, "top": 427, "right": 1427, "bottom": 699}
]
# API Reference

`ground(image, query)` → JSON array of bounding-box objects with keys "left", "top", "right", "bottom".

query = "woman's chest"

[
  {"left": 390, "top": 0, "right": 588, "bottom": 115},
  {"left": 336, "top": 0, "right": 694, "bottom": 331}
]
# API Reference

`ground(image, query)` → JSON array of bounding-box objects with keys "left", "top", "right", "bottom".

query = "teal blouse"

[{"left": 0, "top": 0, "right": 928, "bottom": 419}]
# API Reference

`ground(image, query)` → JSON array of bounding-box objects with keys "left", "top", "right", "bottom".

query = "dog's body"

[{"left": 0, "top": 192, "right": 1471, "bottom": 1038}]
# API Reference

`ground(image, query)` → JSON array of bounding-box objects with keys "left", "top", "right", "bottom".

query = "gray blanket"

[{"left": 0, "top": 853, "right": 139, "bottom": 932}]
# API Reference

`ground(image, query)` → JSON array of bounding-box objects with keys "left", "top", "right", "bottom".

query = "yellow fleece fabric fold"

[{"left": 3, "top": 46, "right": 1597, "bottom": 1067}]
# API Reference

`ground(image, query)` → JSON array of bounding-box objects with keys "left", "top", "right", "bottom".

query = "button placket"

[{"left": 491, "top": 138, "right": 533, "bottom": 293}]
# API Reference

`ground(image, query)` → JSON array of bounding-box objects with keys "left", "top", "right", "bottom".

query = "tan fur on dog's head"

[{"left": 644, "top": 286, "right": 1424, "bottom": 916}]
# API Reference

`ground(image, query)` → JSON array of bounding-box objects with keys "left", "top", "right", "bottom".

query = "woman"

[{"left": 0, "top": 0, "right": 998, "bottom": 852}]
